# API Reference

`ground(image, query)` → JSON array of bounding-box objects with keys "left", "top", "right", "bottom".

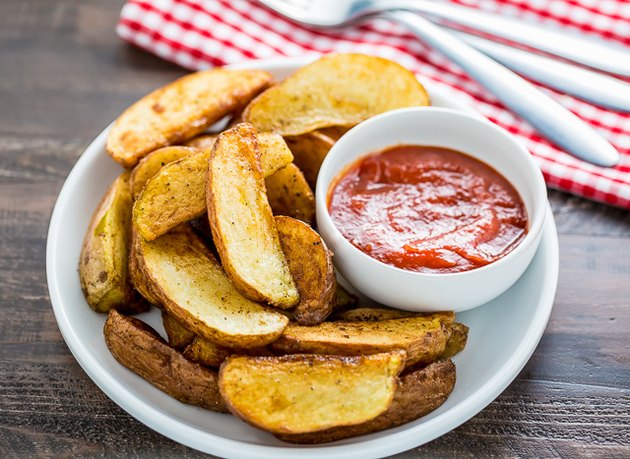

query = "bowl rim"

[{"left": 315, "top": 106, "right": 548, "bottom": 279}]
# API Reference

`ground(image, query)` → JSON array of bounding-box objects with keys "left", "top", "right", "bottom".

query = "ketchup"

[{"left": 328, "top": 145, "right": 528, "bottom": 273}]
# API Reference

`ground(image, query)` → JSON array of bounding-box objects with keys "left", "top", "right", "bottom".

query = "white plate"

[{"left": 46, "top": 56, "right": 559, "bottom": 459}]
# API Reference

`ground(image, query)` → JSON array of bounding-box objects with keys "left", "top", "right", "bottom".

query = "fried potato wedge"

[
  {"left": 104, "top": 310, "right": 228, "bottom": 413},
  {"left": 128, "top": 228, "right": 162, "bottom": 306},
  {"left": 130, "top": 146, "right": 196, "bottom": 199},
  {"left": 276, "top": 216, "right": 335, "bottom": 325},
  {"left": 317, "top": 126, "right": 350, "bottom": 141},
  {"left": 333, "top": 284, "right": 358, "bottom": 311},
  {"left": 441, "top": 322, "right": 469, "bottom": 359},
  {"left": 334, "top": 307, "right": 416, "bottom": 322},
  {"left": 183, "top": 134, "right": 217, "bottom": 150},
  {"left": 265, "top": 163, "right": 315, "bottom": 224},
  {"left": 207, "top": 123, "right": 299, "bottom": 309},
  {"left": 106, "top": 69, "right": 272, "bottom": 167},
  {"left": 278, "top": 359, "right": 456, "bottom": 443},
  {"left": 183, "top": 336, "right": 272, "bottom": 368},
  {"left": 219, "top": 351, "right": 406, "bottom": 434},
  {"left": 271, "top": 313, "right": 454, "bottom": 367},
  {"left": 161, "top": 310, "right": 195, "bottom": 351},
  {"left": 243, "top": 54, "right": 429, "bottom": 136},
  {"left": 79, "top": 172, "right": 146, "bottom": 313},
  {"left": 284, "top": 132, "right": 335, "bottom": 188},
  {"left": 133, "top": 132, "right": 293, "bottom": 241},
  {"left": 134, "top": 225, "right": 289, "bottom": 347}
]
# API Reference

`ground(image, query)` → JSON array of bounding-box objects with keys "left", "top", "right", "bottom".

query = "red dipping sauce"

[{"left": 328, "top": 145, "right": 528, "bottom": 273}]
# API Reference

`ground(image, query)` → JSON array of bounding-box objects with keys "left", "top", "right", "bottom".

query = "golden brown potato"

[
  {"left": 317, "top": 126, "right": 350, "bottom": 141},
  {"left": 183, "top": 134, "right": 217, "bottom": 150},
  {"left": 441, "top": 322, "right": 469, "bottom": 359},
  {"left": 106, "top": 69, "right": 272, "bottom": 167},
  {"left": 134, "top": 225, "right": 289, "bottom": 347},
  {"left": 128, "top": 228, "right": 162, "bottom": 306},
  {"left": 333, "top": 284, "right": 359, "bottom": 311},
  {"left": 284, "top": 132, "right": 335, "bottom": 188},
  {"left": 243, "top": 54, "right": 429, "bottom": 136},
  {"left": 271, "top": 313, "right": 454, "bottom": 367},
  {"left": 207, "top": 123, "right": 299, "bottom": 309},
  {"left": 130, "top": 146, "right": 196, "bottom": 199},
  {"left": 265, "top": 163, "right": 315, "bottom": 225},
  {"left": 277, "top": 359, "right": 456, "bottom": 443},
  {"left": 104, "top": 310, "right": 228, "bottom": 413},
  {"left": 183, "top": 336, "right": 230, "bottom": 368},
  {"left": 161, "top": 310, "right": 195, "bottom": 351},
  {"left": 79, "top": 172, "right": 147, "bottom": 313},
  {"left": 183, "top": 336, "right": 272, "bottom": 368},
  {"left": 275, "top": 216, "right": 335, "bottom": 325},
  {"left": 133, "top": 132, "right": 293, "bottom": 241},
  {"left": 333, "top": 307, "right": 416, "bottom": 322},
  {"left": 219, "top": 351, "right": 405, "bottom": 434}
]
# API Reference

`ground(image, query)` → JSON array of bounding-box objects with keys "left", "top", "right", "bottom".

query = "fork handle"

[
  {"left": 369, "top": 0, "right": 630, "bottom": 77},
  {"left": 385, "top": 10, "right": 619, "bottom": 167}
]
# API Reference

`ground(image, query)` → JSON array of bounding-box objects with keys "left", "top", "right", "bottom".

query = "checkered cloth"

[{"left": 118, "top": 0, "right": 630, "bottom": 209}]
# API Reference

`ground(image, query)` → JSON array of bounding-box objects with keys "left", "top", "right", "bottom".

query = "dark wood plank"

[{"left": 0, "top": 0, "right": 628, "bottom": 457}]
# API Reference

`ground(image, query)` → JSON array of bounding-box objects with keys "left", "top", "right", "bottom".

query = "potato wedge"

[
  {"left": 207, "top": 123, "right": 299, "bottom": 309},
  {"left": 134, "top": 225, "right": 289, "bottom": 347},
  {"left": 161, "top": 310, "right": 195, "bottom": 351},
  {"left": 333, "top": 307, "right": 416, "bottom": 322},
  {"left": 219, "top": 351, "right": 406, "bottom": 434},
  {"left": 441, "top": 322, "right": 469, "bottom": 359},
  {"left": 265, "top": 163, "right": 315, "bottom": 224},
  {"left": 276, "top": 216, "right": 335, "bottom": 325},
  {"left": 333, "top": 283, "right": 358, "bottom": 311},
  {"left": 183, "top": 336, "right": 272, "bottom": 368},
  {"left": 106, "top": 69, "right": 272, "bottom": 167},
  {"left": 271, "top": 313, "right": 454, "bottom": 367},
  {"left": 130, "top": 146, "right": 196, "bottom": 199},
  {"left": 243, "top": 54, "right": 429, "bottom": 136},
  {"left": 277, "top": 359, "right": 456, "bottom": 443},
  {"left": 104, "top": 310, "right": 227, "bottom": 413},
  {"left": 79, "top": 172, "right": 146, "bottom": 313},
  {"left": 128, "top": 228, "right": 162, "bottom": 306},
  {"left": 317, "top": 126, "right": 350, "bottom": 141},
  {"left": 284, "top": 132, "right": 335, "bottom": 188},
  {"left": 183, "top": 336, "right": 230, "bottom": 368},
  {"left": 133, "top": 132, "right": 293, "bottom": 241},
  {"left": 183, "top": 134, "right": 217, "bottom": 150}
]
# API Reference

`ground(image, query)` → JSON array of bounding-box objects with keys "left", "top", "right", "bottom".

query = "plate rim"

[{"left": 46, "top": 55, "right": 559, "bottom": 459}]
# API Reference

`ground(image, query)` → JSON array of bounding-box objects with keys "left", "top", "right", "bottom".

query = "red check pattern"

[{"left": 118, "top": 0, "right": 630, "bottom": 209}]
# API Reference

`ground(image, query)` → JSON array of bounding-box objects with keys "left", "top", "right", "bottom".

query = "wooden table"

[{"left": 1, "top": 1, "right": 628, "bottom": 457}]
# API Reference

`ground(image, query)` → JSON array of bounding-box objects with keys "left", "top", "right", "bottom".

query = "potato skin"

[
  {"left": 284, "top": 132, "right": 335, "bottom": 188},
  {"left": 104, "top": 310, "right": 228, "bottom": 413},
  {"left": 161, "top": 310, "right": 195, "bottom": 351},
  {"left": 79, "top": 172, "right": 147, "bottom": 313},
  {"left": 277, "top": 359, "right": 456, "bottom": 443},
  {"left": 275, "top": 216, "right": 335, "bottom": 325},
  {"left": 106, "top": 69, "right": 272, "bottom": 168},
  {"left": 441, "top": 322, "right": 469, "bottom": 359},
  {"left": 265, "top": 164, "right": 315, "bottom": 225}
]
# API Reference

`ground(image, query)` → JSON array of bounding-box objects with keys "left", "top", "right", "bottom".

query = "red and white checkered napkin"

[{"left": 118, "top": 0, "right": 630, "bottom": 209}]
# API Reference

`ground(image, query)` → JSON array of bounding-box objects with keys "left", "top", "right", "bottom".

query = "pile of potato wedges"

[{"left": 79, "top": 53, "right": 468, "bottom": 443}]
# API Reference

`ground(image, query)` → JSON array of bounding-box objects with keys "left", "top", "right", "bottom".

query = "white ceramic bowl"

[{"left": 316, "top": 107, "right": 547, "bottom": 312}]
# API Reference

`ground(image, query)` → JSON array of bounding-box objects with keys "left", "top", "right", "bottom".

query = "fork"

[{"left": 256, "top": 0, "right": 620, "bottom": 167}]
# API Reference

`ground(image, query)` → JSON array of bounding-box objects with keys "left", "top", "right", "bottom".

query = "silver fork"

[{"left": 256, "top": 0, "right": 620, "bottom": 167}]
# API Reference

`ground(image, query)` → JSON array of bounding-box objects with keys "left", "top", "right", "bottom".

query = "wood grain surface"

[{"left": 1, "top": 1, "right": 628, "bottom": 457}]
